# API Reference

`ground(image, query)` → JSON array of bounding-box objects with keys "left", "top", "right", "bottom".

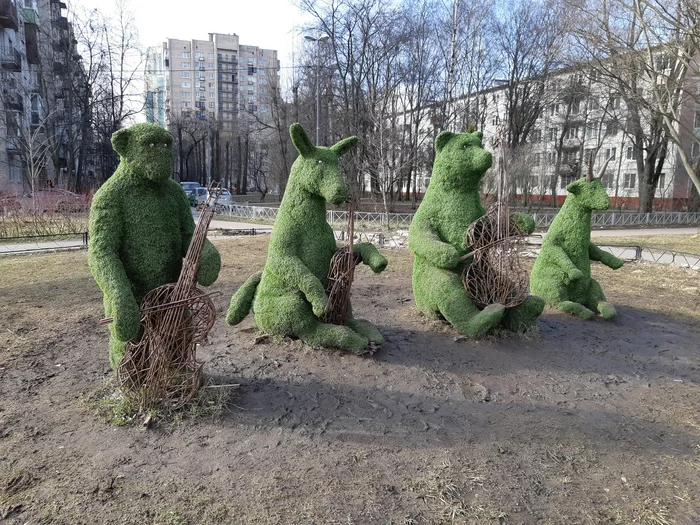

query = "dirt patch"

[{"left": 1, "top": 236, "right": 699, "bottom": 524}]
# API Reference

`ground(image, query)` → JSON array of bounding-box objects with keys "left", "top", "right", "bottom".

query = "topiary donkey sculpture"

[
  {"left": 226, "top": 123, "right": 388, "bottom": 354},
  {"left": 530, "top": 159, "right": 624, "bottom": 319}
]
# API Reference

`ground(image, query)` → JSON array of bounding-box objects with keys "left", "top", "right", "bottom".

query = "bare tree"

[{"left": 565, "top": 0, "right": 700, "bottom": 211}]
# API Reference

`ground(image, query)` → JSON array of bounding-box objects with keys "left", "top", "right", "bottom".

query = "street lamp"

[{"left": 304, "top": 34, "right": 329, "bottom": 145}]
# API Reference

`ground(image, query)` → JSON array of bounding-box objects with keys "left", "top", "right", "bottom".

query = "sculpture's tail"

[{"left": 226, "top": 271, "right": 262, "bottom": 325}]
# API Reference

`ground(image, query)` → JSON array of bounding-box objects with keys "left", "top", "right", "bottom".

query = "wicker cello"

[
  {"left": 322, "top": 201, "right": 361, "bottom": 325},
  {"left": 460, "top": 126, "right": 530, "bottom": 309},
  {"left": 116, "top": 184, "right": 221, "bottom": 408}
]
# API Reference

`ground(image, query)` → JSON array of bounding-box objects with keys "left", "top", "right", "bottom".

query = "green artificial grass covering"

[
  {"left": 530, "top": 177, "right": 623, "bottom": 319},
  {"left": 408, "top": 130, "right": 544, "bottom": 336},
  {"left": 88, "top": 123, "right": 221, "bottom": 369},
  {"left": 226, "top": 123, "right": 387, "bottom": 354}
]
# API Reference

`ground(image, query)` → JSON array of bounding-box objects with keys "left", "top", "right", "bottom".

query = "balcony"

[
  {"left": 56, "top": 16, "right": 68, "bottom": 31},
  {"left": 0, "top": 0, "right": 19, "bottom": 30},
  {"left": 25, "top": 23, "right": 40, "bottom": 64},
  {"left": 0, "top": 47, "right": 21, "bottom": 72},
  {"left": 5, "top": 96, "right": 24, "bottom": 112}
]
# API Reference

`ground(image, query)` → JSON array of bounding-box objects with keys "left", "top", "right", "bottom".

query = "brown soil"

[{"left": 1, "top": 237, "right": 699, "bottom": 524}]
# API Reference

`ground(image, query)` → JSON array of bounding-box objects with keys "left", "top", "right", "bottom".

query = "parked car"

[
  {"left": 196, "top": 188, "right": 234, "bottom": 208},
  {"left": 180, "top": 181, "right": 201, "bottom": 197},
  {"left": 188, "top": 186, "right": 207, "bottom": 207},
  {"left": 21, "top": 189, "right": 88, "bottom": 213}
]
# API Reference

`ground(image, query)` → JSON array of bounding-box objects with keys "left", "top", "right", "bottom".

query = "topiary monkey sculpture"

[
  {"left": 409, "top": 130, "right": 544, "bottom": 337},
  {"left": 530, "top": 163, "right": 624, "bottom": 319},
  {"left": 226, "top": 123, "right": 388, "bottom": 354},
  {"left": 88, "top": 123, "right": 221, "bottom": 369}
]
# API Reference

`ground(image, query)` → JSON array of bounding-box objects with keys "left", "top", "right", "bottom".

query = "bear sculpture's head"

[
  {"left": 288, "top": 123, "right": 358, "bottom": 206},
  {"left": 111, "top": 123, "right": 174, "bottom": 183},
  {"left": 432, "top": 131, "right": 492, "bottom": 192}
]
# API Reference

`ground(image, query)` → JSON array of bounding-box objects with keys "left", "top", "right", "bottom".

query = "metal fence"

[
  {"left": 532, "top": 211, "right": 700, "bottom": 228},
  {"left": 221, "top": 204, "right": 700, "bottom": 231}
]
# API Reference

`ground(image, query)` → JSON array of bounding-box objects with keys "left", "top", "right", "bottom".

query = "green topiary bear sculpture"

[
  {"left": 88, "top": 123, "right": 221, "bottom": 369},
  {"left": 530, "top": 171, "right": 623, "bottom": 319},
  {"left": 226, "top": 123, "right": 388, "bottom": 354},
  {"left": 408, "top": 130, "right": 544, "bottom": 337}
]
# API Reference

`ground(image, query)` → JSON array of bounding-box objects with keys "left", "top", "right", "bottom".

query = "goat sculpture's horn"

[{"left": 594, "top": 157, "right": 612, "bottom": 181}]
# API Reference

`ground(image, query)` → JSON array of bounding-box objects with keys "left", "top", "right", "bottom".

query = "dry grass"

[{"left": 592, "top": 232, "right": 700, "bottom": 254}]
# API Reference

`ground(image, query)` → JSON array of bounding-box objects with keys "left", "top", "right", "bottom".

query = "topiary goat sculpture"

[
  {"left": 530, "top": 159, "right": 624, "bottom": 319},
  {"left": 226, "top": 123, "right": 388, "bottom": 354}
]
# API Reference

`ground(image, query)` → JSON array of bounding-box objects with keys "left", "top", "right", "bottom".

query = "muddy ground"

[{"left": 1, "top": 236, "right": 699, "bottom": 524}]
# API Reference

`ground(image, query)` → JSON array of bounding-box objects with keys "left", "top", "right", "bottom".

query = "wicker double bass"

[
  {"left": 461, "top": 127, "right": 530, "bottom": 309},
  {"left": 322, "top": 201, "right": 361, "bottom": 325},
  {"left": 116, "top": 184, "right": 222, "bottom": 408}
]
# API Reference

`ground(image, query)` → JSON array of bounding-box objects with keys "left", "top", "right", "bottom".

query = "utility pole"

[{"left": 304, "top": 34, "right": 329, "bottom": 145}]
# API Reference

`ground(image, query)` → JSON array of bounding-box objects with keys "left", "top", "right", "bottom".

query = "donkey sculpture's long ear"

[
  {"left": 435, "top": 131, "right": 454, "bottom": 153},
  {"left": 330, "top": 136, "right": 358, "bottom": 157},
  {"left": 289, "top": 123, "right": 315, "bottom": 156},
  {"left": 111, "top": 127, "right": 131, "bottom": 157}
]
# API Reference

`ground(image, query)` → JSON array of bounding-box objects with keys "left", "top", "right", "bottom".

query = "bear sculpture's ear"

[
  {"left": 111, "top": 127, "right": 131, "bottom": 157},
  {"left": 331, "top": 136, "right": 358, "bottom": 158},
  {"left": 474, "top": 131, "right": 484, "bottom": 141},
  {"left": 289, "top": 123, "right": 315, "bottom": 157},
  {"left": 566, "top": 179, "right": 584, "bottom": 195},
  {"left": 435, "top": 131, "right": 454, "bottom": 153}
]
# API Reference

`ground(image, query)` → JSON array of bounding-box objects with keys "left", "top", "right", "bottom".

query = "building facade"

[
  {"left": 393, "top": 61, "right": 699, "bottom": 210},
  {"left": 0, "top": 0, "right": 83, "bottom": 195},
  {"left": 147, "top": 33, "right": 279, "bottom": 129}
]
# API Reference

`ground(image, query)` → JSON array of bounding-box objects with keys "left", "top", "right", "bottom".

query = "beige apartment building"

[{"left": 153, "top": 33, "right": 279, "bottom": 130}]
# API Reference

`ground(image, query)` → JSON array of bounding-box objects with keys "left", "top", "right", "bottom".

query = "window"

[
  {"left": 606, "top": 147, "right": 616, "bottom": 160},
  {"left": 30, "top": 93, "right": 42, "bottom": 125},
  {"left": 605, "top": 121, "right": 618, "bottom": 136},
  {"left": 602, "top": 172, "right": 614, "bottom": 189},
  {"left": 181, "top": 92, "right": 190, "bottom": 98},
  {"left": 658, "top": 173, "right": 666, "bottom": 189},
  {"left": 626, "top": 146, "right": 637, "bottom": 160},
  {"left": 181, "top": 82, "right": 191, "bottom": 88},
  {"left": 587, "top": 97, "right": 599, "bottom": 110},
  {"left": 248, "top": 65, "right": 256, "bottom": 75},
  {"left": 181, "top": 62, "right": 190, "bottom": 68},
  {"left": 695, "top": 111, "right": 700, "bottom": 129},
  {"left": 571, "top": 98, "right": 581, "bottom": 115},
  {"left": 609, "top": 95, "right": 620, "bottom": 110},
  {"left": 530, "top": 129, "right": 542, "bottom": 143},
  {"left": 209, "top": 102, "right": 215, "bottom": 108},
  {"left": 532, "top": 153, "right": 541, "bottom": 166},
  {"left": 623, "top": 173, "right": 636, "bottom": 189},
  {"left": 547, "top": 151, "right": 556, "bottom": 163},
  {"left": 208, "top": 72, "right": 215, "bottom": 79},
  {"left": 692, "top": 142, "right": 700, "bottom": 158},
  {"left": 548, "top": 127, "right": 558, "bottom": 141},
  {"left": 182, "top": 52, "right": 190, "bottom": 58},
  {"left": 181, "top": 72, "right": 190, "bottom": 78},
  {"left": 209, "top": 92, "right": 215, "bottom": 98},
  {"left": 565, "top": 126, "right": 578, "bottom": 139},
  {"left": 549, "top": 104, "right": 560, "bottom": 116},
  {"left": 586, "top": 123, "right": 598, "bottom": 139},
  {"left": 196, "top": 52, "right": 204, "bottom": 58},
  {"left": 182, "top": 101, "right": 190, "bottom": 108}
]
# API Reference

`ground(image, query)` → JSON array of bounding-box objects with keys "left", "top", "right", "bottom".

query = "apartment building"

[
  {"left": 474, "top": 69, "right": 699, "bottom": 210},
  {"left": 395, "top": 61, "right": 699, "bottom": 210},
  {"left": 0, "top": 0, "right": 83, "bottom": 194},
  {"left": 148, "top": 33, "right": 279, "bottom": 130}
]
